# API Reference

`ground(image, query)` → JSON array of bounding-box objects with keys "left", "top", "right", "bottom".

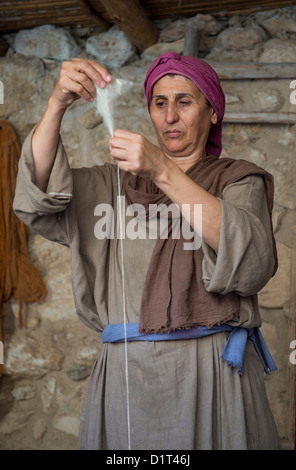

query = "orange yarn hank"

[{"left": 0, "top": 120, "right": 47, "bottom": 376}]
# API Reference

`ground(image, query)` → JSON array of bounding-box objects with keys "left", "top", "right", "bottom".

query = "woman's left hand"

[
  {"left": 109, "top": 129, "right": 168, "bottom": 181},
  {"left": 109, "top": 130, "right": 222, "bottom": 252}
]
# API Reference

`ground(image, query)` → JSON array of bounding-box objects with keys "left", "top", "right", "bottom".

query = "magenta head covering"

[{"left": 144, "top": 51, "right": 225, "bottom": 157}]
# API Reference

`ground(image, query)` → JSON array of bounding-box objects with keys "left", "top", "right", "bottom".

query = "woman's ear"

[{"left": 211, "top": 110, "right": 218, "bottom": 125}]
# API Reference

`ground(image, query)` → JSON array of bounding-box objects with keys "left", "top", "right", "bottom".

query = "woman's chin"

[{"left": 162, "top": 142, "right": 187, "bottom": 157}]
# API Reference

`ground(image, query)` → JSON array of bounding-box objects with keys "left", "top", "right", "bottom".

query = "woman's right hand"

[
  {"left": 51, "top": 58, "right": 112, "bottom": 111},
  {"left": 32, "top": 58, "right": 111, "bottom": 191}
]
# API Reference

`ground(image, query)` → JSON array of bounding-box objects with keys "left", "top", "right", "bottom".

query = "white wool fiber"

[{"left": 94, "top": 78, "right": 133, "bottom": 136}]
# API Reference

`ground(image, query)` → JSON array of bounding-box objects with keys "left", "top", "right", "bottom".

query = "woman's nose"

[{"left": 165, "top": 103, "right": 179, "bottom": 123}]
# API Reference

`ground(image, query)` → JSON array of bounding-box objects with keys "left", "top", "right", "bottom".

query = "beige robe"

[{"left": 13, "top": 128, "right": 281, "bottom": 450}]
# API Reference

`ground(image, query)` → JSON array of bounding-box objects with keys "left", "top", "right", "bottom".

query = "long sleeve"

[
  {"left": 13, "top": 127, "right": 122, "bottom": 333},
  {"left": 13, "top": 127, "right": 73, "bottom": 246},
  {"left": 202, "top": 175, "right": 275, "bottom": 297}
]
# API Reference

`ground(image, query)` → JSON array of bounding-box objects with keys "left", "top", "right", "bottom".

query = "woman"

[{"left": 13, "top": 52, "right": 281, "bottom": 450}]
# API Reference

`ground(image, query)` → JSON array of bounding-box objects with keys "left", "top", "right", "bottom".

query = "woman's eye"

[
  {"left": 156, "top": 101, "right": 166, "bottom": 108},
  {"left": 179, "top": 100, "right": 191, "bottom": 106}
]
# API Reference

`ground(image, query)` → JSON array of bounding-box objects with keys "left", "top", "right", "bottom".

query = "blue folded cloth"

[{"left": 101, "top": 322, "right": 277, "bottom": 375}]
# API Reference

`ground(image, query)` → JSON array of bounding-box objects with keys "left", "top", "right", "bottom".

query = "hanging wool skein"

[
  {"left": 0, "top": 120, "right": 47, "bottom": 377},
  {"left": 94, "top": 78, "right": 133, "bottom": 450}
]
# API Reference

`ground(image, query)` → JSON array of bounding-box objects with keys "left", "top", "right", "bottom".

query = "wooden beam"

[
  {"left": 139, "top": 0, "right": 296, "bottom": 19},
  {"left": 0, "top": 0, "right": 110, "bottom": 31},
  {"left": 224, "top": 112, "right": 296, "bottom": 124},
  {"left": 99, "top": 0, "right": 158, "bottom": 53},
  {"left": 76, "top": 0, "right": 109, "bottom": 30},
  {"left": 207, "top": 61, "right": 296, "bottom": 80}
]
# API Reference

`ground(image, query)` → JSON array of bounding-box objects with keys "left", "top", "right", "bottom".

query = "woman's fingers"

[
  {"left": 110, "top": 130, "right": 169, "bottom": 182},
  {"left": 72, "top": 58, "right": 112, "bottom": 88},
  {"left": 109, "top": 130, "right": 164, "bottom": 178},
  {"left": 110, "top": 129, "right": 142, "bottom": 151},
  {"left": 52, "top": 58, "right": 112, "bottom": 108},
  {"left": 63, "top": 69, "right": 97, "bottom": 101},
  {"left": 109, "top": 130, "right": 138, "bottom": 162}
]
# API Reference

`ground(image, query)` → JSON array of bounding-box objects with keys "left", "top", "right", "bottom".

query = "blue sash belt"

[{"left": 101, "top": 322, "right": 277, "bottom": 375}]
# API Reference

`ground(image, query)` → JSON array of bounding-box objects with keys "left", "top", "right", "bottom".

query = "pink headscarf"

[{"left": 144, "top": 51, "right": 225, "bottom": 157}]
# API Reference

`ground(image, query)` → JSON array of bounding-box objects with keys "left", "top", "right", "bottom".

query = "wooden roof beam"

[
  {"left": 76, "top": 0, "right": 109, "bottom": 30},
  {"left": 99, "top": 0, "right": 158, "bottom": 53}
]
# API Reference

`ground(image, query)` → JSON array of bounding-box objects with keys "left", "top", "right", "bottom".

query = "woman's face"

[{"left": 150, "top": 74, "right": 217, "bottom": 159}]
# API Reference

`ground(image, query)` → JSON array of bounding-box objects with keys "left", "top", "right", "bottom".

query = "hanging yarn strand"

[
  {"left": 94, "top": 78, "right": 133, "bottom": 450},
  {"left": 116, "top": 164, "right": 131, "bottom": 451}
]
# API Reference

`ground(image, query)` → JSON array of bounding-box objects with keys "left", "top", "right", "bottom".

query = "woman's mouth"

[{"left": 164, "top": 129, "right": 182, "bottom": 138}]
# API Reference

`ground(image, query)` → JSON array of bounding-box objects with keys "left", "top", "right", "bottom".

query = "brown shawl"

[{"left": 123, "top": 155, "right": 277, "bottom": 333}]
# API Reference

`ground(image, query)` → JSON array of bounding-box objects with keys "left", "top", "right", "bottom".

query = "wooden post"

[
  {"left": 0, "top": 305, "right": 3, "bottom": 377},
  {"left": 99, "top": 0, "right": 158, "bottom": 53},
  {"left": 183, "top": 27, "right": 199, "bottom": 57}
]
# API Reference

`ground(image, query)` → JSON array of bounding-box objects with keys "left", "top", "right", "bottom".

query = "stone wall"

[{"left": 0, "top": 6, "right": 295, "bottom": 450}]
